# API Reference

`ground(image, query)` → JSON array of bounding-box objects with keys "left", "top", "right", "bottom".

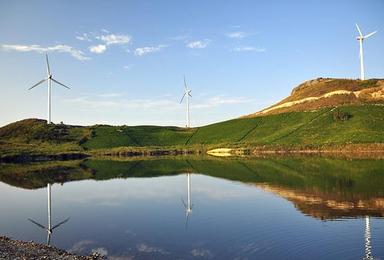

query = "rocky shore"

[{"left": 0, "top": 236, "right": 104, "bottom": 260}]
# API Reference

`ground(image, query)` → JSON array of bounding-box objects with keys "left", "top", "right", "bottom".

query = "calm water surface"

[{"left": 0, "top": 157, "right": 383, "bottom": 259}]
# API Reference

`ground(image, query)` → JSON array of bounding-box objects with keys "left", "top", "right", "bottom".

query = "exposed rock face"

[{"left": 244, "top": 78, "right": 384, "bottom": 117}]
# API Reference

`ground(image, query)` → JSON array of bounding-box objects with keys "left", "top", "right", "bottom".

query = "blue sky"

[{"left": 0, "top": 0, "right": 383, "bottom": 127}]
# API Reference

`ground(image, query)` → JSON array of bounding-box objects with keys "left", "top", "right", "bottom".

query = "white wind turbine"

[
  {"left": 181, "top": 173, "right": 193, "bottom": 228},
  {"left": 355, "top": 24, "right": 377, "bottom": 80},
  {"left": 180, "top": 76, "right": 192, "bottom": 128},
  {"left": 28, "top": 53, "right": 71, "bottom": 124},
  {"left": 28, "top": 183, "right": 70, "bottom": 245}
]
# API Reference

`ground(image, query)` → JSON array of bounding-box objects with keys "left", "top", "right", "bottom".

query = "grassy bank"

[{"left": 2, "top": 104, "right": 383, "bottom": 159}]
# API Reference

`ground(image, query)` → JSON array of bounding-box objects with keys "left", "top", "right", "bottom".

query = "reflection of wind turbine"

[
  {"left": 181, "top": 173, "right": 193, "bottom": 228},
  {"left": 364, "top": 216, "right": 373, "bottom": 260},
  {"left": 28, "top": 183, "right": 69, "bottom": 245},
  {"left": 180, "top": 76, "right": 192, "bottom": 128},
  {"left": 28, "top": 53, "right": 71, "bottom": 124},
  {"left": 355, "top": 24, "right": 377, "bottom": 80}
]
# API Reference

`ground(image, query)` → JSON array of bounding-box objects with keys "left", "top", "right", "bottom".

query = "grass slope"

[
  {"left": 1, "top": 78, "right": 384, "bottom": 154},
  {"left": 83, "top": 125, "right": 196, "bottom": 149},
  {"left": 1, "top": 104, "right": 384, "bottom": 155}
]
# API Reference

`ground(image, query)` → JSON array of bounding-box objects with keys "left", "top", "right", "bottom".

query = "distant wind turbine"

[
  {"left": 181, "top": 173, "right": 193, "bottom": 228},
  {"left": 355, "top": 24, "right": 377, "bottom": 80},
  {"left": 180, "top": 76, "right": 192, "bottom": 128},
  {"left": 28, "top": 183, "right": 70, "bottom": 245},
  {"left": 28, "top": 53, "right": 71, "bottom": 124}
]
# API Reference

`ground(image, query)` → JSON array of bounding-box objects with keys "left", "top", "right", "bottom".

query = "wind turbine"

[
  {"left": 355, "top": 24, "right": 377, "bottom": 80},
  {"left": 181, "top": 173, "right": 193, "bottom": 228},
  {"left": 28, "top": 53, "right": 71, "bottom": 124},
  {"left": 180, "top": 76, "right": 192, "bottom": 128},
  {"left": 28, "top": 183, "right": 70, "bottom": 245}
]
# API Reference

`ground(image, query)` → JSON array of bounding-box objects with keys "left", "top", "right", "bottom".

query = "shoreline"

[
  {"left": 1, "top": 143, "right": 384, "bottom": 163},
  {"left": 0, "top": 235, "right": 104, "bottom": 259}
]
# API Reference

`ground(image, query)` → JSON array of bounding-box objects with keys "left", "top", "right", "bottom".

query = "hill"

[
  {"left": 1, "top": 78, "right": 384, "bottom": 158},
  {"left": 245, "top": 78, "right": 384, "bottom": 116}
]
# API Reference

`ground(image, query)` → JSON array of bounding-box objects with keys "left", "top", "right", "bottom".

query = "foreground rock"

[{"left": 0, "top": 236, "right": 104, "bottom": 260}]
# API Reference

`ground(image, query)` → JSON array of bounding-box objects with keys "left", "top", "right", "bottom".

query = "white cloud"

[
  {"left": 89, "top": 44, "right": 106, "bottom": 54},
  {"left": 97, "top": 34, "right": 131, "bottom": 45},
  {"left": 226, "top": 31, "right": 248, "bottom": 39},
  {"left": 76, "top": 33, "right": 92, "bottom": 42},
  {"left": 134, "top": 45, "right": 166, "bottom": 56},
  {"left": 1, "top": 44, "right": 90, "bottom": 61},
  {"left": 123, "top": 64, "right": 133, "bottom": 70},
  {"left": 233, "top": 46, "right": 266, "bottom": 52},
  {"left": 186, "top": 39, "right": 210, "bottom": 49}
]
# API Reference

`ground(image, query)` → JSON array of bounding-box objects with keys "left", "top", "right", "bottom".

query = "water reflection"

[
  {"left": 364, "top": 216, "right": 373, "bottom": 260},
  {"left": 27, "top": 183, "right": 69, "bottom": 245},
  {"left": 0, "top": 156, "right": 383, "bottom": 258},
  {"left": 181, "top": 173, "right": 193, "bottom": 228}
]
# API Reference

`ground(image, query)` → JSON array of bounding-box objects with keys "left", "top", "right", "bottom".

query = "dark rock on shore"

[{"left": 0, "top": 236, "right": 104, "bottom": 259}]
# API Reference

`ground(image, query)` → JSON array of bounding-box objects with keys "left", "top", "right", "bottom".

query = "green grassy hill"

[{"left": 1, "top": 78, "right": 383, "bottom": 156}]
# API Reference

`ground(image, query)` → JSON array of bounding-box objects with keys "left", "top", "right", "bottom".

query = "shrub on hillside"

[{"left": 332, "top": 110, "right": 352, "bottom": 122}]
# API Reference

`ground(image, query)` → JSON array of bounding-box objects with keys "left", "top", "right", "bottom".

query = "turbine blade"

[
  {"left": 51, "top": 78, "right": 71, "bottom": 89},
  {"left": 28, "top": 79, "right": 47, "bottom": 90},
  {"left": 180, "top": 93, "right": 186, "bottom": 103},
  {"left": 184, "top": 75, "right": 187, "bottom": 90},
  {"left": 46, "top": 53, "right": 51, "bottom": 76},
  {"left": 52, "top": 217, "right": 70, "bottom": 230},
  {"left": 355, "top": 23, "right": 363, "bottom": 37},
  {"left": 28, "top": 218, "right": 46, "bottom": 230},
  {"left": 185, "top": 212, "right": 189, "bottom": 229},
  {"left": 364, "top": 31, "right": 377, "bottom": 39},
  {"left": 181, "top": 197, "right": 187, "bottom": 208}
]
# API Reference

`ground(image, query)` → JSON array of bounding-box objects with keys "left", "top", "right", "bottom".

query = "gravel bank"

[{"left": 0, "top": 236, "right": 104, "bottom": 260}]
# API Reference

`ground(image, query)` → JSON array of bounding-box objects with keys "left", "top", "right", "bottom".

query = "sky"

[{"left": 0, "top": 0, "right": 383, "bottom": 127}]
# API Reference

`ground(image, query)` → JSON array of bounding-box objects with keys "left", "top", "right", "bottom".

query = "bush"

[{"left": 333, "top": 110, "right": 352, "bottom": 122}]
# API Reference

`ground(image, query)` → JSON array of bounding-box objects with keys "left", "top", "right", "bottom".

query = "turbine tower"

[
  {"left": 28, "top": 53, "right": 71, "bottom": 124},
  {"left": 180, "top": 76, "right": 192, "bottom": 128},
  {"left": 28, "top": 183, "right": 70, "bottom": 245},
  {"left": 355, "top": 24, "right": 377, "bottom": 80},
  {"left": 181, "top": 173, "right": 193, "bottom": 228}
]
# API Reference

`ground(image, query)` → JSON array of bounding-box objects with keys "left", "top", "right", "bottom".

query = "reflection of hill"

[
  {"left": 0, "top": 161, "right": 93, "bottom": 189},
  {"left": 1, "top": 156, "right": 383, "bottom": 219},
  {"left": 258, "top": 184, "right": 384, "bottom": 220}
]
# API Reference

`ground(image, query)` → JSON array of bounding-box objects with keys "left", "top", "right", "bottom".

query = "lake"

[{"left": 0, "top": 156, "right": 383, "bottom": 259}]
